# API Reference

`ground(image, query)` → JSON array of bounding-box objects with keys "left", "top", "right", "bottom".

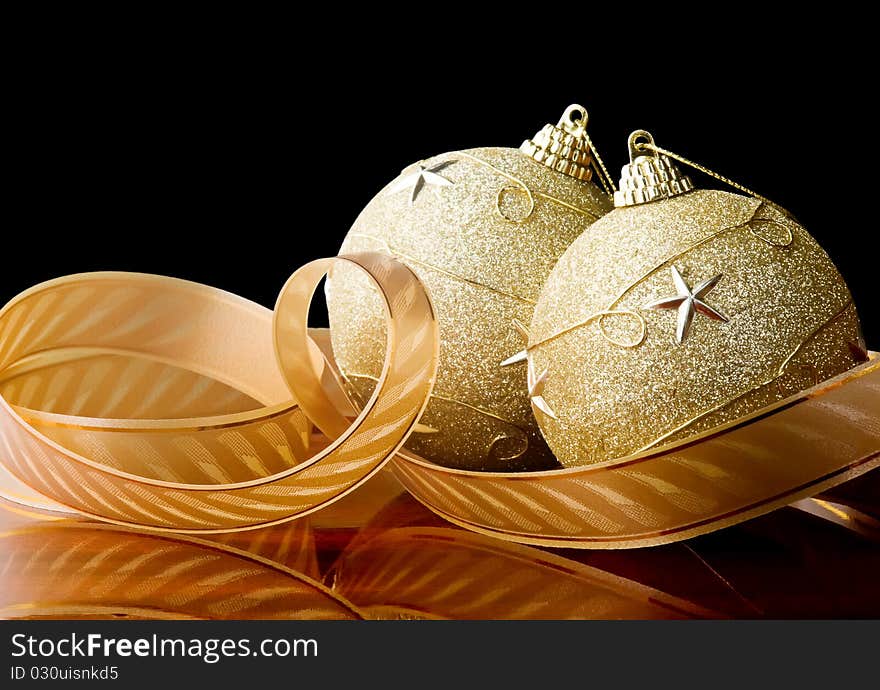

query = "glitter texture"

[
  {"left": 530, "top": 189, "right": 864, "bottom": 467},
  {"left": 326, "top": 147, "right": 611, "bottom": 471}
]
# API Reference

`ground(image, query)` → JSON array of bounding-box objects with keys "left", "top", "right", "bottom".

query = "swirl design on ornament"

[
  {"left": 529, "top": 310, "right": 648, "bottom": 351},
  {"left": 745, "top": 204, "right": 795, "bottom": 247},
  {"left": 455, "top": 151, "right": 604, "bottom": 224},
  {"left": 340, "top": 372, "right": 532, "bottom": 463},
  {"left": 495, "top": 184, "right": 536, "bottom": 224}
]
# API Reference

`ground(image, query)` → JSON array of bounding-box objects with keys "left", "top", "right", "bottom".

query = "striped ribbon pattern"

[
  {"left": 0, "top": 254, "right": 438, "bottom": 532},
  {"left": 330, "top": 526, "right": 715, "bottom": 619},
  {"left": 0, "top": 520, "right": 358, "bottom": 619},
  {"left": 392, "top": 358, "right": 880, "bottom": 548}
]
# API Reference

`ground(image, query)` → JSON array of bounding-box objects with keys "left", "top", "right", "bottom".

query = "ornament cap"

[
  {"left": 613, "top": 130, "right": 694, "bottom": 207},
  {"left": 520, "top": 104, "right": 594, "bottom": 181}
]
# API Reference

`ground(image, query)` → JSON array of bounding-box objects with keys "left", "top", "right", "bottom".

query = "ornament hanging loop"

[
  {"left": 628, "top": 129, "right": 657, "bottom": 162},
  {"left": 559, "top": 104, "right": 588, "bottom": 137},
  {"left": 614, "top": 130, "right": 694, "bottom": 207},
  {"left": 569, "top": 105, "right": 617, "bottom": 196},
  {"left": 634, "top": 135, "right": 776, "bottom": 207},
  {"left": 520, "top": 103, "right": 616, "bottom": 192}
]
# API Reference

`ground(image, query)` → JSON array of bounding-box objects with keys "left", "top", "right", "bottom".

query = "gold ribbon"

[
  {"left": 0, "top": 517, "right": 359, "bottom": 620},
  {"left": 0, "top": 255, "right": 877, "bottom": 548},
  {"left": 330, "top": 525, "right": 716, "bottom": 619},
  {"left": 0, "top": 254, "right": 438, "bottom": 532},
  {"left": 392, "top": 357, "right": 880, "bottom": 548}
]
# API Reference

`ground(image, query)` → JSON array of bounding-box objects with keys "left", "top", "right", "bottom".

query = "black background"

[{"left": 6, "top": 30, "right": 877, "bottom": 343}]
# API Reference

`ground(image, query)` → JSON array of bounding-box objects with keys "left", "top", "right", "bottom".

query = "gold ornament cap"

[
  {"left": 613, "top": 130, "right": 694, "bottom": 207},
  {"left": 520, "top": 104, "right": 594, "bottom": 181}
]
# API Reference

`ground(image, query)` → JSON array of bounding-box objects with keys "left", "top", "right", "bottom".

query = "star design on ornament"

[
  {"left": 643, "top": 265, "right": 729, "bottom": 344},
  {"left": 498, "top": 319, "right": 556, "bottom": 419},
  {"left": 499, "top": 318, "right": 530, "bottom": 367},
  {"left": 527, "top": 356, "right": 557, "bottom": 420},
  {"left": 387, "top": 160, "right": 456, "bottom": 205}
]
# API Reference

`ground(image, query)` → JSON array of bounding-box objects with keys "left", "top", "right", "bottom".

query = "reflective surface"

[{"left": 2, "top": 468, "right": 877, "bottom": 620}]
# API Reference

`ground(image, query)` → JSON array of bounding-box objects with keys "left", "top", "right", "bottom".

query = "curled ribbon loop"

[{"left": 0, "top": 253, "right": 438, "bottom": 532}]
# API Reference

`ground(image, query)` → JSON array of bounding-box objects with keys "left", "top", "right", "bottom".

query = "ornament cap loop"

[
  {"left": 558, "top": 104, "right": 588, "bottom": 136},
  {"left": 520, "top": 104, "right": 594, "bottom": 182},
  {"left": 614, "top": 129, "right": 694, "bottom": 207},
  {"left": 627, "top": 130, "right": 656, "bottom": 162}
]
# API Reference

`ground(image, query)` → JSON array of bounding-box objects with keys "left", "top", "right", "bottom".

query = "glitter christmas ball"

[
  {"left": 528, "top": 133, "right": 865, "bottom": 467},
  {"left": 326, "top": 107, "right": 612, "bottom": 471}
]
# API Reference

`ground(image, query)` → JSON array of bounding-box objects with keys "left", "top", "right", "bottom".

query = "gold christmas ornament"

[
  {"left": 529, "top": 130, "right": 866, "bottom": 467},
  {"left": 326, "top": 105, "right": 613, "bottom": 471}
]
